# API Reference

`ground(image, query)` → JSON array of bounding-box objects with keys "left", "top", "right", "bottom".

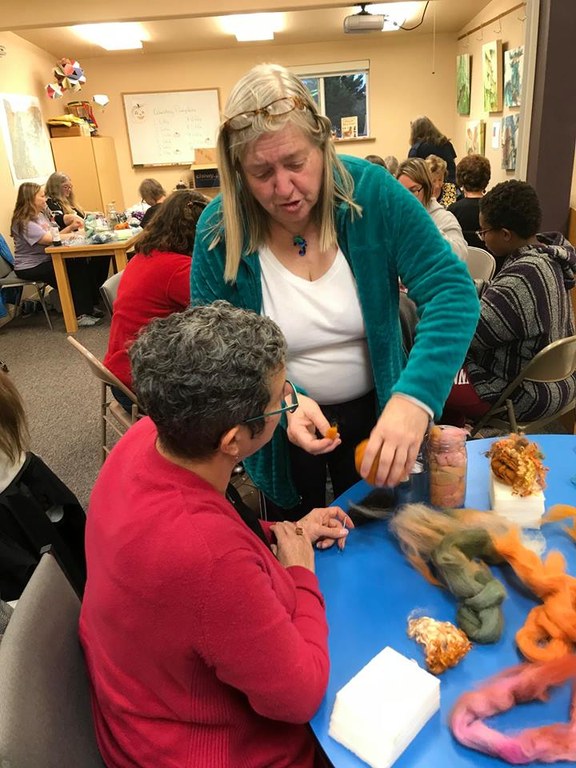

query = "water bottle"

[
  {"left": 50, "top": 223, "right": 61, "bottom": 246},
  {"left": 428, "top": 425, "right": 468, "bottom": 508}
]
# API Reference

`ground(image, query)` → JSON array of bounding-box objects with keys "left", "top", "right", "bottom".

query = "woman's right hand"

[
  {"left": 271, "top": 521, "right": 315, "bottom": 572},
  {"left": 286, "top": 393, "right": 341, "bottom": 455}
]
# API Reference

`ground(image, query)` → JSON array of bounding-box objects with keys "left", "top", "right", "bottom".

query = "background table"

[
  {"left": 311, "top": 434, "right": 576, "bottom": 768},
  {"left": 46, "top": 235, "right": 138, "bottom": 333}
]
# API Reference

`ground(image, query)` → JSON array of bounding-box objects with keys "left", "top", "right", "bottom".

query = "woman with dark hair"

[
  {"left": 191, "top": 63, "right": 479, "bottom": 520},
  {"left": 81, "top": 302, "right": 351, "bottom": 768},
  {"left": 408, "top": 116, "right": 457, "bottom": 184},
  {"left": 138, "top": 178, "right": 167, "bottom": 227},
  {"left": 11, "top": 182, "right": 101, "bottom": 326},
  {"left": 396, "top": 158, "right": 468, "bottom": 260},
  {"left": 104, "top": 189, "right": 209, "bottom": 405},
  {"left": 444, "top": 180, "right": 576, "bottom": 425},
  {"left": 448, "top": 154, "right": 492, "bottom": 251}
]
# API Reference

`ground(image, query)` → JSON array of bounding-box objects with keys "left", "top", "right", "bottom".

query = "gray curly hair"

[{"left": 129, "top": 302, "right": 286, "bottom": 459}]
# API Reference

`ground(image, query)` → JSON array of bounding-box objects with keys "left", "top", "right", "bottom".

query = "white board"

[{"left": 122, "top": 90, "right": 220, "bottom": 167}]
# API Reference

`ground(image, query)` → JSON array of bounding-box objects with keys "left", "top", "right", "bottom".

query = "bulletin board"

[{"left": 122, "top": 89, "right": 220, "bottom": 167}]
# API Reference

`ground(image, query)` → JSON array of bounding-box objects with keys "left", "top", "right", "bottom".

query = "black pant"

[
  {"left": 16, "top": 259, "right": 98, "bottom": 317},
  {"left": 264, "top": 390, "right": 378, "bottom": 521}
]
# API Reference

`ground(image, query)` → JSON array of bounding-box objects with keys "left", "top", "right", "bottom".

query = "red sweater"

[
  {"left": 79, "top": 418, "right": 329, "bottom": 768},
  {"left": 103, "top": 250, "right": 191, "bottom": 388}
]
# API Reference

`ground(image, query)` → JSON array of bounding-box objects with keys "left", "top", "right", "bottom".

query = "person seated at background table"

[
  {"left": 10, "top": 183, "right": 102, "bottom": 327},
  {"left": 45, "top": 171, "right": 109, "bottom": 316},
  {"left": 396, "top": 158, "right": 468, "bottom": 261},
  {"left": 448, "top": 154, "right": 492, "bottom": 253},
  {"left": 80, "top": 302, "right": 351, "bottom": 768},
  {"left": 408, "top": 115, "right": 457, "bottom": 183},
  {"left": 191, "top": 63, "right": 480, "bottom": 520},
  {"left": 45, "top": 171, "right": 85, "bottom": 230},
  {"left": 365, "top": 153, "right": 386, "bottom": 168},
  {"left": 443, "top": 180, "right": 576, "bottom": 426},
  {"left": 138, "top": 177, "right": 167, "bottom": 228},
  {"left": 424, "top": 153, "right": 458, "bottom": 208},
  {"left": 104, "top": 189, "right": 209, "bottom": 410},
  {"left": 384, "top": 154, "right": 399, "bottom": 176}
]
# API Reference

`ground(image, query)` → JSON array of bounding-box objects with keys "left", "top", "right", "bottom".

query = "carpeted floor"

[{"left": 0, "top": 309, "right": 110, "bottom": 509}]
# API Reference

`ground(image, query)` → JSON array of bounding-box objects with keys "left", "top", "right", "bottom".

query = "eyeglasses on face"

[
  {"left": 223, "top": 96, "right": 307, "bottom": 132},
  {"left": 243, "top": 380, "right": 299, "bottom": 423},
  {"left": 408, "top": 185, "right": 423, "bottom": 195},
  {"left": 475, "top": 227, "right": 497, "bottom": 241}
]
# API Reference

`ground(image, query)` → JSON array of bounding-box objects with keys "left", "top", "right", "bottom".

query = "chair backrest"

[
  {"left": 0, "top": 257, "right": 13, "bottom": 280},
  {"left": 99, "top": 270, "right": 124, "bottom": 317},
  {"left": 0, "top": 551, "right": 105, "bottom": 767},
  {"left": 67, "top": 335, "right": 138, "bottom": 405},
  {"left": 506, "top": 334, "right": 576, "bottom": 386},
  {"left": 465, "top": 246, "right": 496, "bottom": 281}
]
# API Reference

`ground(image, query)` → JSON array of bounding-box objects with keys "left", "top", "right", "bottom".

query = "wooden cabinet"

[{"left": 50, "top": 136, "right": 125, "bottom": 213}]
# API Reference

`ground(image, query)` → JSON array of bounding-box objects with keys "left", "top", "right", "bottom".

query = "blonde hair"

[
  {"left": 425, "top": 154, "right": 447, "bottom": 184},
  {"left": 396, "top": 157, "right": 434, "bottom": 207},
  {"left": 45, "top": 172, "right": 84, "bottom": 217},
  {"left": 0, "top": 371, "right": 29, "bottom": 464},
  {"left": 214, "top": 63, "right": 361, "bottom": 282}
]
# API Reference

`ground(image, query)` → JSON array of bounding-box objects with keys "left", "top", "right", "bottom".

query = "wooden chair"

[
  {"left": 0, "top": 550, "right": 105, "bottom": 767},
  {"left": 99, "top": 269, "right": 124, "bottom": 318},
  {"left": 469, "top": 334, "right": 576, "bottom": 437},
  {"left": 465, "top": 246, "right": 496, "bottom": 282},
  {"left": 67, "top": 336, "right": 140, "bottom": 463},
  {"left": 0, "top": 251, "right": 53, "bottom": 330}
]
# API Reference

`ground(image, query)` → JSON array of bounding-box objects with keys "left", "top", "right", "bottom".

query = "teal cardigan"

[{"left": 192, "top": 156, "right": 480, "bottom": 508}]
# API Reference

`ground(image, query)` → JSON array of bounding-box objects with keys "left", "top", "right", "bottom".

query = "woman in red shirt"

[{"left": 104, "top": 189, "right": 208, "bottom": 407}]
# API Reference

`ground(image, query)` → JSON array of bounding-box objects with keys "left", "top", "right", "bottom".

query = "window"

[{"left": 291, "top": 61, "right": 369, "bottom": 139}]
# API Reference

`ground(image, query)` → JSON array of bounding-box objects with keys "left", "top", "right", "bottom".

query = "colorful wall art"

[
  {"left": 456, "top": 54, "right": 471, "bottom": 116},
  {"left": 504, "top": 46, "right": 524, "bottom": 107},
  {"left": 482, "top": 40, "right": 503, "bottom": 113},
  {"left": 466, "top": 120, "right": 486, "bottom": 155},
  {"left": 501, "top": 114, "right": 520, "bottom": 170}
]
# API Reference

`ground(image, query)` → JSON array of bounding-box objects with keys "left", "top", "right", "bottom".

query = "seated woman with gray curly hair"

[{"left": 80, "top": 301, "right": 351, "bottom": 768}]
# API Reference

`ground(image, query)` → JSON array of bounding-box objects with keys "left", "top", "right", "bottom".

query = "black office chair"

[
  {"left": 0, "top": 550, "right": 105, "bottom": 767},
  {"left": 0, "top": 453, "right": 87, "bottom": 599}
]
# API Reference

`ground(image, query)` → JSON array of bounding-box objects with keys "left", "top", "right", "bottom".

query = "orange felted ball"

[
  {"left": 354, "top": 439, "right": 381, "bottom": 485},
  {"left": 325, "top": 424, "right": 339, "bottom": 440}
]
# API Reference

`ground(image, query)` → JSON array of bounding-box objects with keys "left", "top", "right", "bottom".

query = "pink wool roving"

[{"left": 450, "top": 656, "right": 576, "bottom": 764}]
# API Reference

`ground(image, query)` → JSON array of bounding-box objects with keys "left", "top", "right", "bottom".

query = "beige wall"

[
  {"left": 1, "top": 0, "right": 528, "bottom": 238},
  {"left": 0, "top": 32, "right": 65, "bottom": 238}
]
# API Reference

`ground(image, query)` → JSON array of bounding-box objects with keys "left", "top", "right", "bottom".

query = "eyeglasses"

[
  {"left": 408, "top": 185, "right": 423, "bottom": 196},
  {"left": 223, "top": 96, "right": 307, "bottom": 131},
  {"left": 243, "top": 380, "right": 299, "bottom": 423},
  {"left": 475, "top": 227, "right": 497, "bottom": 241}
]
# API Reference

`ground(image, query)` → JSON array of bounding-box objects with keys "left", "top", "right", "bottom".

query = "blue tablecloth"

[{"left": 311, "top": 434, "right": 576, "bottom": 768}]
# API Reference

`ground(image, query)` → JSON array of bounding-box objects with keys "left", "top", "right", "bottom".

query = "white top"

[
  {"left": 427, "top": 199, "right": 469, "bottom": 261},
  {"left": 260, "top": 245, "right": 374, "bottom": 404}
]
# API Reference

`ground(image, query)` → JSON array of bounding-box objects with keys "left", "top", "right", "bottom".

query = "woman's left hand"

[
  {"left": 298, "top": 506, "right": 353, "bottom": 551},
  {"left": 286, "top": 393, "right": 341, "bottom": 455},
  {"left": 359, "top": 395, "right": 430, "bottom": 487}
]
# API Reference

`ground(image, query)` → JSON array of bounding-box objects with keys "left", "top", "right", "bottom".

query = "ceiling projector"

[{"left": 343, "top": 7, "right": 385, "bottom": 33}]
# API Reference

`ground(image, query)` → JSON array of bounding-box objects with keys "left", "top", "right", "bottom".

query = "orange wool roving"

[
  {"left": 325, "top": 425, "right": 339, "bottom": 440},
  {"left": 543, "top": 504, "right": 576, "bottom": 543},
  {"left": 493, "top": 528, "right": 576, "bottom": 662},
  {"left": 354, "top": 439, "right": 381, "bottom": 485}
]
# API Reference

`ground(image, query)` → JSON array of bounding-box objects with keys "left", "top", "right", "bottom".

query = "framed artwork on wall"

[
  {"left": 504, "top": 46, "right": 524, "bottom": 107},
  {"left": 456, "top": 53, "right": 471, "bottom": 116},
  {"left": 466, "top": 120, "right": 486, "bottom": 155},
  {"left": 482, "top": 40, "right": 503, "bottom": 113},
  {"left": 501, "top": 114, "right": 520, "bottom": 170}
]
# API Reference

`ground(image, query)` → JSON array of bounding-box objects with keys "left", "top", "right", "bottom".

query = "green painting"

[
  {"left": 456, "top": 54, "right": 471, "bottom": 116},
  {"left": 482, "top": 40, "right": 503, "bottom": 113}
]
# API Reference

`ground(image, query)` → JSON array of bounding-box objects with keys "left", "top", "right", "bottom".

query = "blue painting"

[{"left": 504, "top": 46, "right": 524, "bottom": 108}]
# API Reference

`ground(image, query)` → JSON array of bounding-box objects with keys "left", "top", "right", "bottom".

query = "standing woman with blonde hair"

[
  {"left": 192, "top": 63, "right": 479, "bottom": 519},
  {"left": 409, "top": 115, "right": 457, "bottom": 184}
]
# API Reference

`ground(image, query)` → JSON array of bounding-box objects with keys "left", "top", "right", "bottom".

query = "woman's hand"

[
  {"left": 286, "top": 393, "right": 341, "bottom": 455},
  {"left": 298, "top": 506, "right": 353, "bottom": 551},
  {"left": 359, "top": 395, "right": 430, "bottom": 487},
  {"left": 271, "top": 521, "right": 315, "bottom": 572}
]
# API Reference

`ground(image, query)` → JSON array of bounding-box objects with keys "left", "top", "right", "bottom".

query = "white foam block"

[
  {"left": 489, "top": 473, "right": 545, "bottom": 528},
  {"left": 328, "top": 646, "right": 440, "bottom": 768}
]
